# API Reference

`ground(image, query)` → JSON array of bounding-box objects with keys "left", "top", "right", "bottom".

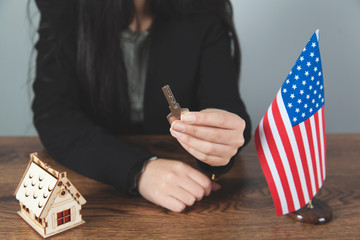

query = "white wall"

[
  {"left": 0, "top": 0, "right": 38, "bottom": 135},
  {"left": 232, "top": 0, "right": 360, "bottom": 133},
  {"left": 0, "top": 0, "right": 359, "bottom": 135}
]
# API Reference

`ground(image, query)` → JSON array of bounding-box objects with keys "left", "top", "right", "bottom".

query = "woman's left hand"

[{"left": 170, "top": 109, "right": 246, "bottom": 167}]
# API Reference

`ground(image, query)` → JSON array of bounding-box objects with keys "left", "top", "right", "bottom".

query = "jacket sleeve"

[
  {"left": 196, "top": 16, "right": 252, "bottom": 177},
  {"left": 32, "top": 0, "right": 154, "bottom": 195}
]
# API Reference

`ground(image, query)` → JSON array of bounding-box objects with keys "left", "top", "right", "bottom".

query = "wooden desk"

[{"left": 0, "top": 134, "right": 359, "bottom": 239}]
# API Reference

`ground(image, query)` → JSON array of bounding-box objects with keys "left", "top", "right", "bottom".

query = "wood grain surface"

[{"left": 0, "top": 134, "right": 359, "bottom": 239}]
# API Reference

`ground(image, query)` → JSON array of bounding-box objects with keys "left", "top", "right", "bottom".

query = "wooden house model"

[{"left": 14, "top": 153, "right": 86, "bottom": 238}]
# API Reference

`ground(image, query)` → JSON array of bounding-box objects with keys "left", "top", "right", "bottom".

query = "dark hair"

[{"left": 76, "top": 0, "right": 240, "bottom": 126}]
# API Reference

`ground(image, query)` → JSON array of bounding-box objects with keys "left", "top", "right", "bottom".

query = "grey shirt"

[{"left": 120, "top": 29, "right": 151, "bottom": 123}]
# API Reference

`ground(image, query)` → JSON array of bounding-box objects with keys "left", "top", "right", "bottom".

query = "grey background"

[{"left": 1, "top": 0, "right": 359, "bottom": 136}]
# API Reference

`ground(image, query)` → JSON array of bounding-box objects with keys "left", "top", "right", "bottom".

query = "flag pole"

[
  {"left": 307, "top": 200, "right": 314, "bottom": 209},
  {"left": 288, "top": 198, "right": 332, "bottom": 224}
]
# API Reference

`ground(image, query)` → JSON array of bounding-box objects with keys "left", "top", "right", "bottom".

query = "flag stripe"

[
  {"left": 293, "top": 124, "right": 314, "bottom": 199},
  {"left": 319, "top": 107, "right": 326, "bottom": 181},
  {"left": 276, "top": 93, "right": 310, "bottom": 204},
  {"left": 299, "top": 122, "right": 317, "bottom": 197},
  {"left": 304, "top": 119, "right": 319, "bottom": 191},
  {"left": 310, "top": 116, "right": 322, "bottom": 189},
  {"left": 314, "top": 111, "right": 324, "bottom": 183},
  {"left": 321, "top": 105, "right": 326, "bottom": 180},
  {"left": 257, "top": 97, "right": 326, "bottom": 214},
  {"left": 255, "top": 119, "right": 288, "bottom": 215},
  {"left": 272, "top": 94, "right": 304, "bottom": 208},
  {"left": 263, "top": 107, "right": 295, "bottom": 212}
]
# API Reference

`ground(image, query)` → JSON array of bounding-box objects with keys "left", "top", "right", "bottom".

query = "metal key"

[{"left": 162, "top": 85, "right": 189, "bottom": 123}]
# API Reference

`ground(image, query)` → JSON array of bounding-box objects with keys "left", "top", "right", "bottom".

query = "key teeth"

[{"left": 162, "top": 85, "right": 185, "bottom": 123}]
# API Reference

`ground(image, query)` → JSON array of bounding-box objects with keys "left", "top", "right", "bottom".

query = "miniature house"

[{"left": 14, "top": 153, "right": 86, "bottom": 238}]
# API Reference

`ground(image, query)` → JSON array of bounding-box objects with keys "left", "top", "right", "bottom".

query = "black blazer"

[{"left": 33, "top": 0, "right": 251, "bottom": 195}]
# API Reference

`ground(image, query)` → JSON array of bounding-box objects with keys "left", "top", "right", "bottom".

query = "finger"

[
  {"left": 171, "top": 120, "right": 240, "bottom": 146},
  {"left": 155, "top": 195, "right": 186, "bottom": 213},
  {"left": 169, "top": 186, "right": 196, "bottom": 207},
  {"left": 177, "top": 177, "right": 206, "bottom": 201},
  {"left": 177, "top": 140, "right": 230, "bottom": 166},
  {"left": 186, "top": 166, "right": 212, "bottom": 196},
  {"left": 170, "top": 129, "right": 237, "bottom": 159},
  {"left": 181, "top": 110, "right": 242, "bottom": 129},
  {"left": 168, "top": 116, "right": 177, "bottom": 126}
]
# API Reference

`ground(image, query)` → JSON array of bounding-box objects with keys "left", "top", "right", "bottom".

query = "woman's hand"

[
  {"left": 170, "top": 109, "right": 246, "bottom": 167},
  {"left": 137, "top": 158, "right": 221, "bottom": 212}
]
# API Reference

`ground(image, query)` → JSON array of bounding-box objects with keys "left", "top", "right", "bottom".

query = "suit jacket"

[{"left": 33, "top": 0, "right": 251, "bottom": 195}]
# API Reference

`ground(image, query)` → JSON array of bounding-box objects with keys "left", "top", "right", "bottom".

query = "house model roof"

[{"left": 14, "top": 153, "right": 86, "bottom": 218}]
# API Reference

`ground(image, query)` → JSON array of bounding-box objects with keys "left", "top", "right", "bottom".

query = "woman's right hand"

[{"left": 137, "top": 158, "right": 221, "bottom": 212}]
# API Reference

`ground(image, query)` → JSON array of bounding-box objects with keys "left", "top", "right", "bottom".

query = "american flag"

[{"left": 255, "top": 30, "right": 326, "bottom": 216}]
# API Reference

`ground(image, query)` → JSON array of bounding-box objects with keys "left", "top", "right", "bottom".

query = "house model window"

[
  {"left": 57, "top": 209, "right": 71, "bottom": 226},
  {"left": 14, "top": 153, "right": 86, "bottom": 238}
]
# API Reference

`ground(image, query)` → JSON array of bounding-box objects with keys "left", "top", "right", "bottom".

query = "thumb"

[{"left": 211, "top": 181, "right": 222, "bottom": 191}]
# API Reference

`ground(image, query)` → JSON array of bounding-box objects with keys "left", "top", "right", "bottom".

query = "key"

[{"left": 162, "top": 85, "right": 189, "bottom": 124}]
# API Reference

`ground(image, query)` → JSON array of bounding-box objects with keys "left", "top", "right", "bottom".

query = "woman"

[{"left": 32, "top": 0, "right": 251, "bottom": 212}]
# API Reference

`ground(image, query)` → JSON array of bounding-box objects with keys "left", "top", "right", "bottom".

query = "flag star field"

[{"left": 281, "top": 33, "right": 324, "bottom": 126}]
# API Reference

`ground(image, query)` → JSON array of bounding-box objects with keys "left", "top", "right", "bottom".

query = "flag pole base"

[{"left": 288, "top": 198, "right": 332, "bottom": 224}]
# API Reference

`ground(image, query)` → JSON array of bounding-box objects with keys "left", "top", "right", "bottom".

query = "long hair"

[{"left": 76, "top": 0, "right": 240, "bottom": 127}]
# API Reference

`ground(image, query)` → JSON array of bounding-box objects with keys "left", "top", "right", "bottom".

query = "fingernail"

[
  {"left": 170, "top": 121, "right": 176, "bottom": 132},
  {"left": 172, "top": 122, "right": 185, "bottom": 132},
  {"left": 170, "top": 129, "right": 180, "bottom": 137},
  {"left": 181, "top": 113, "right": 195, "bottom": 123}
]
